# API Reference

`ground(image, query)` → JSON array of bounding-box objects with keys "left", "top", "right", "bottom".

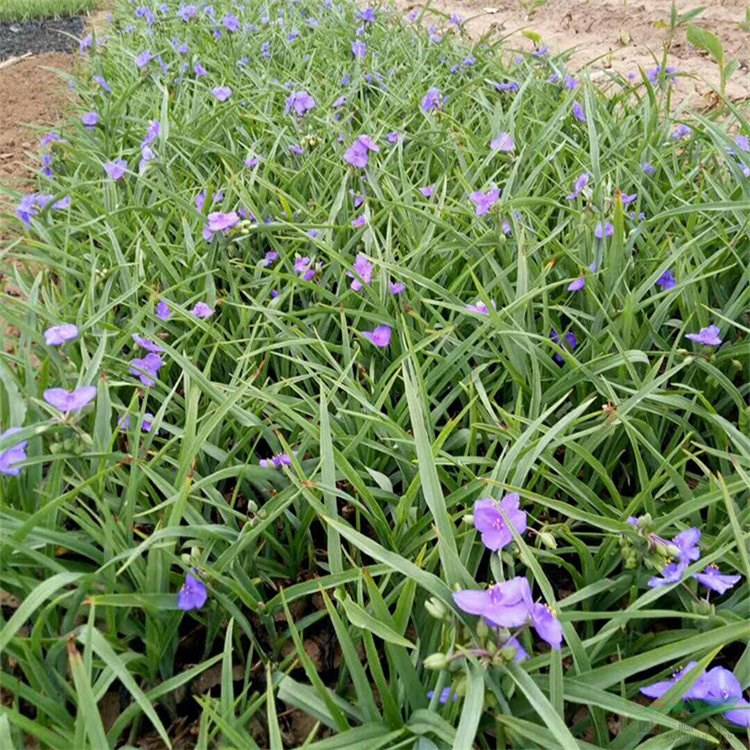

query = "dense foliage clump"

[{"left": 1, "top": 0, "right": 749, "bottom": 747}]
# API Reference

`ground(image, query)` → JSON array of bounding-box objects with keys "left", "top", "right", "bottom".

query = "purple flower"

[
  {"left": 129, "top": 353, "right": 164, "bottom": 386},
  {"left": 594, "top": 221, "right": 614, "bottom": 239},
  {"left": 427, "top": 687, "right": 459, "bottom": 703},
  {"left": 685, "top": 324, "right": 722, "bottom": 347},
  {"left": 530, "top": 603, "right": 563, "bottom": 650},
  {"left": 177, "top": 572, "right": 207, "bottom": 611},
  {"left": 177, "top": 3, "right": 198, "bottom": 21},
  {"left": 389, "top": 281, "right": 406, "bottom": 295},
  {"left": 285, "top": 90, "right": 316, "bottom": 117},
  {"left": 93, "top": 75, "right": 112, "bottom": 93},
  {"left": 104, "top": 159, "right": 128, "bottom": 181},
  {"left": 155, "top": 300, "right": 171, "bottom": 321},
  {"left": 691, "top": 667, "right": 750, "bottom": 726},
  {"left": 53, "top": 196, "right": 70, "bottom": 211},
  {"left": 263, "top": 251, "right": 279, "bottom": 267},
  {"left": 693, "top": 565, "right": 741, "bottom": 595},
  {"left": 222, "top": 13, "right": 240, "bottom": 31},
  {"left": 194, "top": 61, "right": 208, "bottom": 77},
  {"left": 79, "top": 33, "right": 92, "bottom": 55},
  {"left": 735, "top": 135, "right": 750, "bottom": 153},
  {"left": 39, "top": 154, "right": 54, "bottom": 178},
  {"left": 351, "top": 40, "right": 366, "bottom": 60},
  {"left": 495, "top": 81, "right": 519, "bottom": 93},
  {"left": 419, "top": 186, "right": 434, "bottom": 198},
  {"left": 473, "top": 494, "right": 527, "bottom": 551},
  {"left": 132, "top": 333, "right": 163, "bottom": 353},
  {"left": 655, "top": 269, "right": 676, "bottom": 291},
  {"left": 41, "top": 132, "right": 62, "bottom": 146},
  {"left": 245, "top": 154, "right": 262, "bottom": 168},
  {"left": 470, "top": 187, "right": 501, "bottom": 217},
  {"left": 640, "top": 662, "right": 702, "bottom": 699},
  {"left": 549, "top": 329, "right": 578, "bottom": 366},
  {"left": 357, "top": 7, "right": 376, "bottom": 22},
  {"left": 361, "top": 325, "right": 392, "bottom": 348},
  {"left": 422, "top": 87, "right": 442, "bottom": 112},
  {"left": 344, "top": 135, "right": 379, "bottom": 169},
  {"left": 672, "top": 123, "right": 692, "bottom": 140},
  {"left": 207, "top": 211, "right": 240, "bottom": 233},
  {"left": 348, "top": 253, "right": 374, "bottom": 291},
  {"left": 566, "top": 173, "right": 589, "bottom": 200},
  {"left": 572, "top": 101, "right": 586, "bottom": 123},
  {"left": 620, "top": 192, "right": 637, "bottom": 206},
  {"left": 490, "top": 132, "right": 515, "bottom": 152},
  {"left": 44, "top": 324, "right": 79, "bottom": 346},
  {"left": 641, "top": 664, "right": 750, "bottom": 728},
  {"left": 212, "top": 86, "right": 232, "bottom": 102},
  {"left": 453, "top": 577, "right": 533, "bottom": 628},
  {"left": 532, "top": 46, "right": 549, "bottom": 58},
  {"left": 642, "top": 161, "right": 656, "bottom": 176},
  {"left": 260, "top": 451, "right": 295, "bottom": 469},
  {"left": 294, "top": 256, "right": 315, "bottom": 279},
  {"left": 289, "top": 144, "right": 304, "bottom": 155},
  {"left": 648, "top": 527, "right": 701, "bottom": 588},
  {"left": 81, "top": 111, "right": 99, "bottom": 128},
  {"left": 191, "top": 302, "right": 214, "bottom": 319},
  {"left": 386, "top": 131, "right": 401, "bottom": 144},
  {"left": 142, "top": 120, "right": 160, "bottom": 148},
  {"left": 16, "top": 193, "right": 52, "bottom": 225},
  {"left": 0, "top": 428, "right": 28, "bottom": 476},
  {"left": 466, "top": 300, "right": 495, "bottom": 315},
  {"left": 135, "top": 50, "right": 153, "bottom": 69},
  {"left": 647, "top": 65, "right": 678, "bottom": 86},
  {"left": 506, "top": 637, "right": 529, "bottom": 662},
  {"left": 43, "top": 386, "right": 97, "bottom": 413},
  {"left": 568, "top": 276, "right": 586, "bottom": 292}
]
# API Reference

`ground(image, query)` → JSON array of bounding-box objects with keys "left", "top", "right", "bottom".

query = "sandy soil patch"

[{"left": 400, "top": 0, "right": 750, "bottom": 102}]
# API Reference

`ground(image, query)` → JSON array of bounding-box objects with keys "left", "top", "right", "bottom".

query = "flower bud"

[
  {"left": 462, "top": 514, "right": 474, "bottom": 525},
  {"left": 499, "top": 644, "right": 518, "bottom": 662},
  {"left": 537, "top": 532, "right": 557, "bottom": 549},
  {"left": 476, "top": 618, "right": 489, "bottom": 640},
  {"left": 425, "top": 597, "right": 450, "bottom": 621},
  {"left": 423, "top": 652, "right": 451, "bottom": 671}
]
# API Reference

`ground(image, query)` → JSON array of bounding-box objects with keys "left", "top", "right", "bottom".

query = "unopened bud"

[
  {"left": 462, "top": 514, "right": 474, "bottom": 525},
  {"left": 423, "top": 652, "right": 451, "bottom": 670},
  {"left": 425, "top": 597, "right": 450, "bottom": 620},
  {"left": 538, "top": 532, "right": 557, "bottom": 549},
  {"left": 499, "top": 644, "right": 518, "bottom": 662},
  {"left": 476, "top": 618, "right": 489, "bottom": 640}
]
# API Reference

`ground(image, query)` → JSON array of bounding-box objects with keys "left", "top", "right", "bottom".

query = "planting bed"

[{"left": 0, "top": 0, "right": 749, "bottom": 748}]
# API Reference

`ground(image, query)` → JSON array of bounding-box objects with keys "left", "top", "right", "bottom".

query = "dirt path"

[{"left": 402, "top": 0, "right": 750, "bottom": 102}]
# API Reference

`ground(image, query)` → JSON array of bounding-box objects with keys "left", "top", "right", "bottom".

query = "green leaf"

[{"left": 687, "top": 25, "right": 724, "bottom": 65}]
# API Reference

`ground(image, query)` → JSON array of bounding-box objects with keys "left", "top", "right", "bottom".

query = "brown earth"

[
  {"left": 0, "top": 53, "right": 75, "bottom": 193},
  {"left": 404, "top": 0, "right": 750, "bottom": 102}
]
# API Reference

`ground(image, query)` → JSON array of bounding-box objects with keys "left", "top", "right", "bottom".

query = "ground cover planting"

[
  {"left": 1, "top": 0, "right": 749, "bottom": 747},
  {"left": 0, "top": 0, "right": 97, "bottom": 23}
]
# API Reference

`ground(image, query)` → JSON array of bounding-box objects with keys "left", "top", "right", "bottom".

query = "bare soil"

[
  {"left": 0, "top": 16, "right": 84, "bottom": 61},
  {"left": 404, "top": 0, "right": 750, "bottom": 102},
  {"left": 0, "top": 52, "right": 75, "bottom": 193}
]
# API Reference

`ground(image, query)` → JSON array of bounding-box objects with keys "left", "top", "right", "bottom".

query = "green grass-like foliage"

[
  {"left": 0, "top": 0, "right": 97, "bottom": 22},
  {"left": 1, "top": 0, "right": 749, "bottom": 748}
]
